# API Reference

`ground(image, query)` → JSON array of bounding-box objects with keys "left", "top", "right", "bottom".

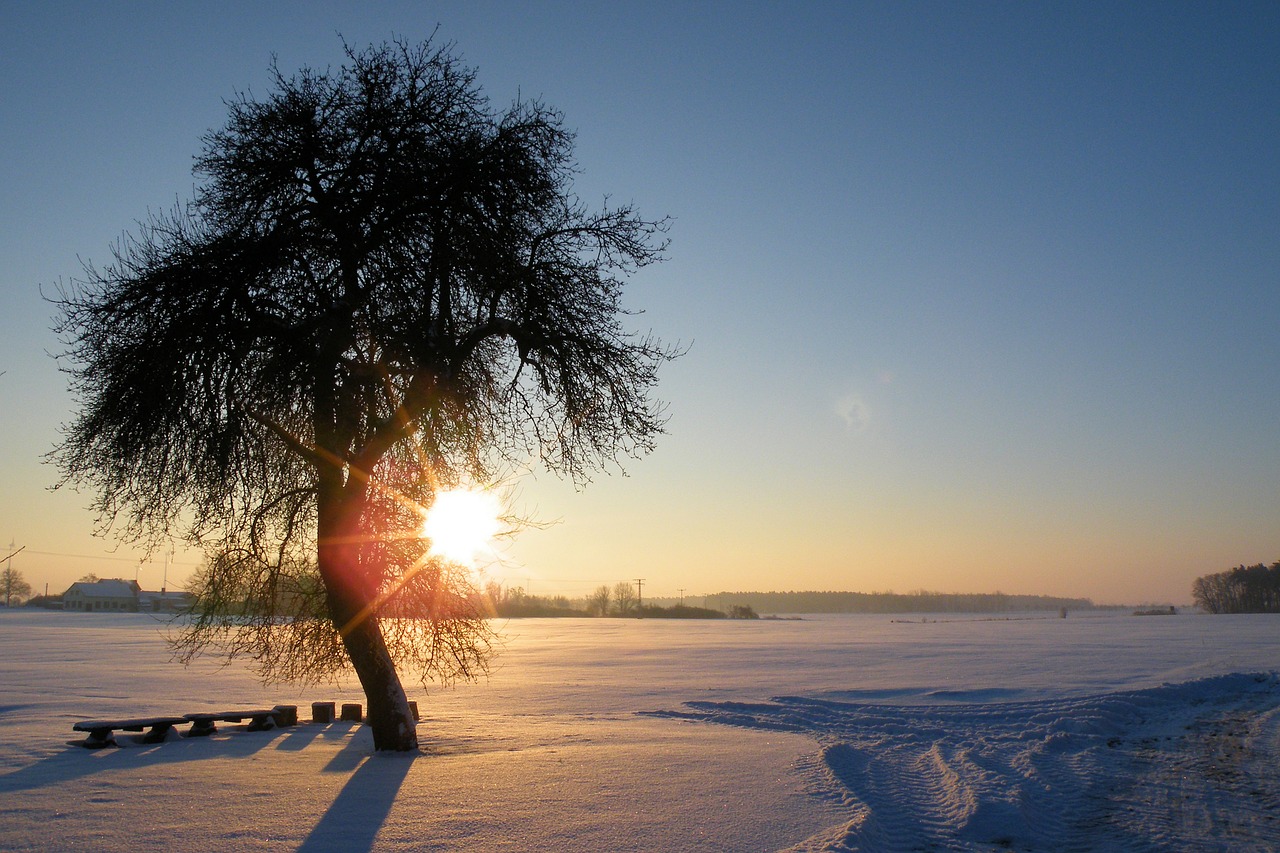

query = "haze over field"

[{"left": 2, "top": 3, "right": 1278, "bottom": 604}]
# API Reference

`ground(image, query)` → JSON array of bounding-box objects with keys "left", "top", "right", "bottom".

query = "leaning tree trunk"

[
  {"left": 328, "top": 587, "right": 419, "bottom": 751},
  {"left": 317, "top": 470, "right": 419, "bottom": 751}
]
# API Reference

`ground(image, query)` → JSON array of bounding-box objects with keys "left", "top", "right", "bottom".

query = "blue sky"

[{"left": 2, "top": 2, "right": 1277, "bottom": 604}]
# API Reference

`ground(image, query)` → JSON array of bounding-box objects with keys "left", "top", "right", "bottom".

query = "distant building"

[
  {"left": 63, "top": 579, "right": 141, "bottom": 612},
  {"left": 62, "top": 578, "right": 192, "bottom": 613},
  {"left": 138, "top": 589, "right": 194, "bottom": 613}
]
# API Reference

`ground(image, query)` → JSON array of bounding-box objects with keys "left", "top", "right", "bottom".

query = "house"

[
  {"left": 62, "top": 579, "right": 142, "bottom": 612},
  {"left": 138, "top": 589, "right": 193, "bottom": 613},
  {"left": 62, "top": 578, "right": 194, "bottom": 613}
]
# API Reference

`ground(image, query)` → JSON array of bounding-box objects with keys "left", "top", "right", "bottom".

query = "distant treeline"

[
  {"left": 482, "top": 584, "right": 740, "bottom": 619},
  {"left": 699, "top": 590, "right": 1096, "bottom": 615},
  {"left": 1191, "top": 563, "right": 1280, "bottom": 614}
]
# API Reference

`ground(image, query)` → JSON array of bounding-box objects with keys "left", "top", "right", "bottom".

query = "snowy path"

[{"left": 651, "top": 674, "right": 1280, "bottom": 851}]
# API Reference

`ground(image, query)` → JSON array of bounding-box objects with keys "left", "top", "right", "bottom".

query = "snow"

[{"left": 1, "top": 610, "right": 1278, "bottom": 851}]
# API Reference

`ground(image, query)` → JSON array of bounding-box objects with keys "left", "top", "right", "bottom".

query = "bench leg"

[
  {"left": 187, "top": 719, "right": 217, "bottom": 737},
  {"left": 80, "top": 728, "right": 116, "bottom": 749},
  {"left": 142, "top": 724, "right": 175, "bottom": 744},
  {"left": 245, "top": 715, "right": 276, "bottom": 732}
]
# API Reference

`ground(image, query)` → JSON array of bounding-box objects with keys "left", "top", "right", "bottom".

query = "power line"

[{"left": 23, "top": 549, "right": 199, "bottom": 566}]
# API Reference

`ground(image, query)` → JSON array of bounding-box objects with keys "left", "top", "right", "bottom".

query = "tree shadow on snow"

[{"left": 298, "top": 742, "right": 417, "bottom": 853}]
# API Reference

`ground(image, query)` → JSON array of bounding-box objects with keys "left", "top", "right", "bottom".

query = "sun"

[{"left": 421, "top": 488, "right": 503, "bottom": 566}]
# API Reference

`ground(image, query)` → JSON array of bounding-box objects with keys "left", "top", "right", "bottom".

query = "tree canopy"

[
  {"left": 1192, "top": 562, "right": 1280, "bottom": 614},
  {"left": 2, "top": 566, "right": 32, "bottom": 607},
  {"left": 51, "top": 37, "right": 676, "bottom": 750}
]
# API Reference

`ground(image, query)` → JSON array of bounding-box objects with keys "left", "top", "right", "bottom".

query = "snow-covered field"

[{"left": 1, "top": 609, "right": 1278, "bottom": 851}]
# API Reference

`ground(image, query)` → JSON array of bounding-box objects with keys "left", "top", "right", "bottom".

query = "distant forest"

[
  {"left": 483, "top": 586, "right": 1095, "bottom": 618},
  {"left": 697, "top": 590, "right": 1095, "bottom": 615},
  {"left": 1191, "top": 563, "right": 1280, "bottom": 614}
]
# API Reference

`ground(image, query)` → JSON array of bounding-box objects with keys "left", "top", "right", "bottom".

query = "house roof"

[
  {"left": 65, "top": 579, "right": 140, "bottom": 599},
  {"left": 138, "top": 590, "right": 191, "bottom": 600}
]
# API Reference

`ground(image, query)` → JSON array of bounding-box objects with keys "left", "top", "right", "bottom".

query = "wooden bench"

[
  {"left": 183, "top": 708, "right": 287, "bottom": 737},
  {"left": 71, "top": 705, "right": 299, "bottom": 747},
  {"left": 72, "top": 716, "right": 188, "bottom": 748}
]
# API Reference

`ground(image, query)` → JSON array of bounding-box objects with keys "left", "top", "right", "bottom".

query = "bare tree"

[
  {"left": 50, "top": 37, "right": 676, "bottom": 750},
  {"left": 2, "top": 566, "right": 33, "bottom": 606},
  {"left": 613, "top": 581, "right": 636, "bottom": 615},
  {"left": 587, "top": 584, "right": 612, "bottom": 616}
]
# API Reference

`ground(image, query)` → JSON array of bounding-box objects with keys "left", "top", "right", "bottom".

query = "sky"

[{"left": 2, "top": 1, "right": 1278, "bottom": 605}]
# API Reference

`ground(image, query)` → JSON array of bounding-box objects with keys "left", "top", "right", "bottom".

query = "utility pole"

[
  {"left": 4, "top": 540, "right": 12, "bottom": 607},
  {"left": 634, "top": 578, "right": 644, "bottom": 609}
]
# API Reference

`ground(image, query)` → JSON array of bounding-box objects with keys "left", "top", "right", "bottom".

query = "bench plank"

[
  {"left": 217, "top": 709, "right": 279, "bottom": 731},
  {"left": 72, "top": 706, "right": 296, "bottom": 747},
  {"left": 184, "top": 708, "right": 283, "bottom": 735},
  {"left": 72, "top": 716, "right": 187, "bottom": 748}
]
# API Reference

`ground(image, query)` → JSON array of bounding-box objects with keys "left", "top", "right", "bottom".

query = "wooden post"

[{"left": 272, "top": 705, "right": 298, "bottom": 727}]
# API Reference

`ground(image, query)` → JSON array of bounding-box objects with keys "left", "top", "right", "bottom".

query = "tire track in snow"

[
  {"left": 646, "top": 673, "right": 1280, "bottom": 851},
  {"left": 1108, "top": 694, "right": 1280, "bottom": 850}
]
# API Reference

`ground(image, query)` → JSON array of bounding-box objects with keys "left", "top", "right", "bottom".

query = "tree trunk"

[
  {"left": 331, "top": 590, "right": 419, "bottom": 751},
  {"left": 317, "top": 473, "right": 419, "bottom": 752}
]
